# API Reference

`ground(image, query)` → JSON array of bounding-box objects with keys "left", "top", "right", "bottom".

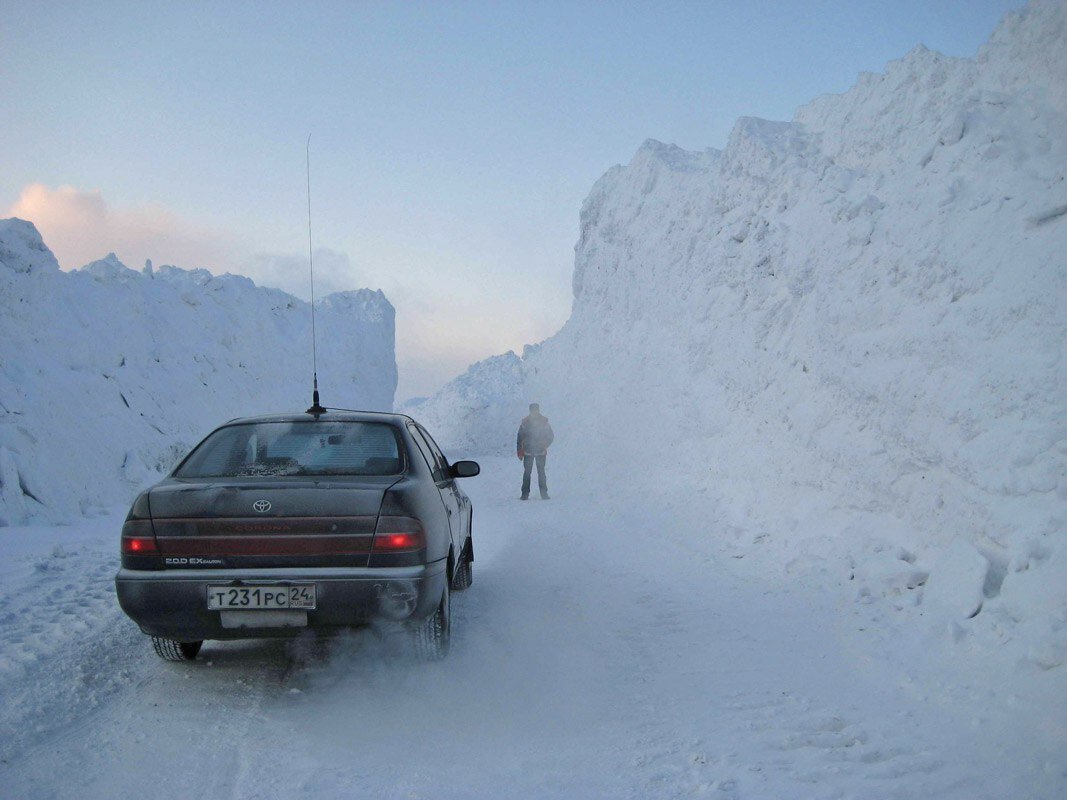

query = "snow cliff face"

[
  {"left": 400, "top": 350, "right": 528, "bottom": 456},
  {"left": 418, "top": 0, "right": 1066, "bottom": 640},
  {"left": 0, "top": 219, "right": 397, "bottom": 524},
  {"left": 541, "top": 0, "right": 1065, "bottom": 531}
]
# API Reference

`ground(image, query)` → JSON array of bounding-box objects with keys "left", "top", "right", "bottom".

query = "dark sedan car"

[{"left": 115, "top": 410, "right": 478, "bottom": 661}]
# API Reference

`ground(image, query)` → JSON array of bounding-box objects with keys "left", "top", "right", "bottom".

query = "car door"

[
  {"left": 407, "top": 425, "right": 463, "bottom": 564},
  {"left": 413, "top": 424, "right": 467, "bottom": 559}
]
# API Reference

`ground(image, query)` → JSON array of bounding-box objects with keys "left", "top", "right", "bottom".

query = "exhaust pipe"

[{"left": 375, "top": 581, "right": 417, "bottom": 620}]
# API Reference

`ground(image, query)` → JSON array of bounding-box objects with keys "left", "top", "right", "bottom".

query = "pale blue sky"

[{"left": 2, "top": 0, "right": 1021, "bottom": 399}]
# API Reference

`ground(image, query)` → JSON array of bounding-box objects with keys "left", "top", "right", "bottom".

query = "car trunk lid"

[{"left": 148, "top": 476, "right": 399, "bottom": 569}]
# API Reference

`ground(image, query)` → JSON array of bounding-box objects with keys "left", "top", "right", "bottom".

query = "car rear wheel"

[
  {"left": 151, "top": 636, "right": 203, "bottom": 662},
  {"left": 410, "top": 583, "right": 450, "bottom": 660},
  {"left": 451, "top": 543, "right": 473, "bottom": 591}
]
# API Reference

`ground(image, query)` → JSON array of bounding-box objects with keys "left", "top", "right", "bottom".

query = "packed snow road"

[{"left": 0, "top": 458, "right": 1060, "bottom": 799}]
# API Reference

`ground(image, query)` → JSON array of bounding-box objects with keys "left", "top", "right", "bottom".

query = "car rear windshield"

[{"left": 174, "top": 421, "right": 404, "bottom": 478}]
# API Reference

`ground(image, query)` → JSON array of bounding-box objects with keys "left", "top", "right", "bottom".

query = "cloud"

[
  {"left": 7, "top": 183, "right": 240, "bottom": 271},
  {"left": 242, "top": 248, "right": 359, "bottom": 300},
  {"left": 8, "top": 184, "right": 362, "bottom": 299}
]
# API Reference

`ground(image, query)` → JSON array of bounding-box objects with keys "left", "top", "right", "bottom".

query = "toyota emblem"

[{"left": 253, "top": 500, "right": 272, "bottom": 513}]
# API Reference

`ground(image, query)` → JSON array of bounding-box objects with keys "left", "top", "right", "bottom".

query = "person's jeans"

[{"left": 521, "top": 454, "right": 548, "bottom": 498}]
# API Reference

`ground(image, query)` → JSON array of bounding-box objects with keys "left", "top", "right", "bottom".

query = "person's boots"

[{"left": 520, "top": 494, "right": 529, "bottom": 500}]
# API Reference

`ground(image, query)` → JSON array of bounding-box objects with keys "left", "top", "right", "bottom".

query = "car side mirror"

[{"left": 450, "top": 460, "right": 480, "bottom": 478}]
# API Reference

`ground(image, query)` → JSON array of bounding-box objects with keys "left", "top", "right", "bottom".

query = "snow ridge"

[
  {"left": 0, "top": 220, "right": 397, "bottom": 524},
  {"left": 415, "top": 0, "right": 1066, "bottom": 658}
]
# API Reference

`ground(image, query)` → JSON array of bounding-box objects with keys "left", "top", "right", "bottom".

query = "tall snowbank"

[
  {"left": 0, "top": 219, "right": 396, "bottom": 524},
  {"left": 419, "top": 0, "right": 1066, "bottom": 659},
  {"left": 400, "top": 350, "right": 530, "bottom": 456}
]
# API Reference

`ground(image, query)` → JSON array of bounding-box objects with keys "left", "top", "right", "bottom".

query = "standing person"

[{"left": 516, "top": 403, "right": 554, "bottom": 500}]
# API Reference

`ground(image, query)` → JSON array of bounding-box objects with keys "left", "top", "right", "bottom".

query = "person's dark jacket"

[{"left": 516, "top": 414, "right": 554, "bottom": 457}]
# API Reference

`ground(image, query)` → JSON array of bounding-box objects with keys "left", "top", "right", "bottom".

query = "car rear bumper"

[{"left": 115, "top": 561, "right": 447, "bottom": 641}]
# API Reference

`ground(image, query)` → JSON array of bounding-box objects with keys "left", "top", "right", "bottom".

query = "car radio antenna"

[{"left": 305, "top": 133, "right": 325, "bottom": 415}]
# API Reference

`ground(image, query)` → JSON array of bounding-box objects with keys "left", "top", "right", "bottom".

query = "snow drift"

[
  {"left": 0, "top": 219, "right": 397, "bottom": 524},
  {"left": 416, "top": 0, "right": 1066, "bottom": 655}
]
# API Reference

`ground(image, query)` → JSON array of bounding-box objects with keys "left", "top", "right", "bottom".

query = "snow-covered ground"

[{"left": 0, "top": 458, "right": 1063, "bottom": 799}]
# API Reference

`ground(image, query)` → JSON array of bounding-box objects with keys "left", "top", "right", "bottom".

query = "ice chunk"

[{"left": 922, "top": 538, "right": 990, "bottom": 620}]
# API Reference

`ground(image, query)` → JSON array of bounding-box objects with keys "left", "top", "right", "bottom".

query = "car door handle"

[{"left": 447, "top": 509, "right": 453, "bottom": 516}]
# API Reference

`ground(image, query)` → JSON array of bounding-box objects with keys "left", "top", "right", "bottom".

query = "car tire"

[
  {"left": 411, "top": 583, "right": 450, "bottom": 661},
  {"left": 151, "top": 636, "right": 203, "bottom": 662},
  {"left": 451, "top": 543, "right": 473, "bottom": 591}
]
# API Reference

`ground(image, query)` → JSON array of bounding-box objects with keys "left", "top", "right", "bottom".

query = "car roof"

[{"left": 221, "top": 410, "right": 416, "bottom": 426}]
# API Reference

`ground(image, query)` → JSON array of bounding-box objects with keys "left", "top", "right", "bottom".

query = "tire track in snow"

[
  {"left": 547, "top": 495, "right": 958, "bottom": 799},
  {"left": 0, "top": 533, "right": 303, "bottom": 800},
  {"left": 0, "top": 462, "right": 1044, "bottom": 798},
  {"left": 225, "top": 462, "right": 965, "bottom": 799},
  {"left": 0, "top": 537, "right": 145, "bottom": 769}
]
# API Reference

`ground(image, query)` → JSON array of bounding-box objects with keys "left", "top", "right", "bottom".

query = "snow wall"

[
  {"left": 414, "top": 0, "right": 1066, "bottom": 651},
  {"left": 0, "top": 219, "right": 397, "bottom": 524},
  {"left": 399, "top": 350, "right": 530, "bottom": 456}
]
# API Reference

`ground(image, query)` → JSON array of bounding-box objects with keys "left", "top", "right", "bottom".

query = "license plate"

[{"left": 207, "top": 584, "right": 316, "bottom": 610}]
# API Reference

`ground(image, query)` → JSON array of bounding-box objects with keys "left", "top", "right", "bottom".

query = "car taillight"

[
  {"left": 372, "top": 531, "right": 426, "bottom": 552},
  {"left": 121, "top": 496, "right": 163, "bottom": 569},
  {"left": 121, "top": 531, "right": 159, "bottom": 554},
  {"left": 370, "top": 517, "right": 426, "bottom": 565}
]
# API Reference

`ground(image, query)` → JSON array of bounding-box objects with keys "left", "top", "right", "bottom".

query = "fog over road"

[{"left": 0, "top": 458, "right": 1057, "bottom": 799}]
